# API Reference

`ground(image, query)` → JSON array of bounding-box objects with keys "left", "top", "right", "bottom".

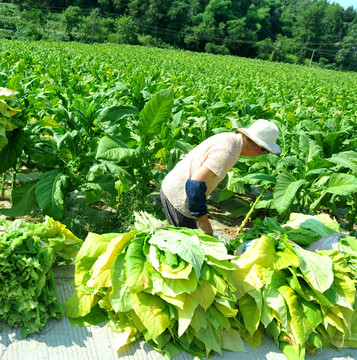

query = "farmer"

[{"left": 160, "top": 119, "right": 281, "bottom": 236}]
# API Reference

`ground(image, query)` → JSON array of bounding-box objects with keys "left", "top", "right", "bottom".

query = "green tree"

[
  {"left": 20, "top": 9, "right": 47, "bottom": 26},
  {"left": 185, "top": 0, "right": 234, "bottom": 52},
  {"left": 342, "top": 6, "right": 357, "bottom": 23},
  {"left": 271, "top": 34, "right": 298, "bottom": 62},
  {"left": 62, "top": 5, "right": 82, "bottom": 40},
  {"left": 323, "top": 3, "right": 344, "bottom": 42},
  {"left": 292, "top": 0, "right": 327, "bottom": 44},
  {"left": 108, "top": 15, "right": 139, "bottom": 44},
  {"left": 144, "top": 0, "right": 176, "bottom": 43},
  {"left": 98, "top": 0, "right": 130, "bottom": 13},
  {"left": 225, "top": 17, "right": 257, "bottom": 56},
  {"left": 78, "top": 10, "right": 116, "bottom": 43},
  {"left": 15, "top": 20, "right": 43, "bottom": 40},
  {"left": 255, "top": 37, "right": 274, "bottom": 60},
  {"left": 336, "top": 23, "right": 357, "bottom": 70},
  {"left": 292, "top": 0, "right": 328, "bottom": 63},
  {"left": 279, "top": 5, "right": 296, "bottom": 37}
]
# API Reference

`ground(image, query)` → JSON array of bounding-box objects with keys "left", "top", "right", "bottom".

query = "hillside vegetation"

[{"left": 1, "top": 0, "right": 357, "bottom": 71}]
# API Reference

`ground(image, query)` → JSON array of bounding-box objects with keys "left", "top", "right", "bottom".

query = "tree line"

[{"left": 1, "top": 0, "right": 357, "bottom": 71}]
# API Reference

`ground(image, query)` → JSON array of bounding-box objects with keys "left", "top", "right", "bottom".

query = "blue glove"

[{"left": 185, "top": 179, "right": 208, "bottom": 218}]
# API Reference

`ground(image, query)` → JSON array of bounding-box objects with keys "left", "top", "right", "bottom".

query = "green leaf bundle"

[
  {"left": 231, "top": 234, "right": 356, "bottom": 360},
  {"left": 65, "top": 214, "right": 245, "bottom": 359},
  {"left": 0, "top": 216, "right": 82, "bottom": 337},
  {"left": 282, "top": 213, "right": 341, "bottom": 246},
  {"left": 234, "top": 212, "right": 342, "bottom": 248}
]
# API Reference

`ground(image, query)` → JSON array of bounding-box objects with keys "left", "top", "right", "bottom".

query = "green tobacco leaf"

[
  {"left": 294, "top": 247, "right": 333, "bottom": 293},
  {"left": 191, "top": 281, "right": 217, "bottom": 310},
  {"left": 194, "top": 322, "right": 222, "bottom": 354},
  {"left": 53, "top": 131, "right": 77, "bottom": 156},
  {"left": 239, "top": 173, "right": 276, "bottom": 186},
  {"left": 96, "top": 136, "right": 136, "bottom": 162},
  {"left": 131, "top": 292, "right": 171, "bottom": 340},
  {"left": 151, "top": 268, "right": 198, "bottom": 297},
  {"left": 190, "top": 306, "right": 208, "bottom": 333},
  {"left": 36, "top": 116, "right": 60, "bottom": 128},
  {"left": 125, "top": 237, "right": 152, "bottom": 293},
  {"left": 328, "top": 151, "right": 357, "bottom": 174},
  {"left": 280, "top": 341, "right": 306, "bottom": 360},
  {"left": 276, "top": 156, "right": 304, "bottom": 173},
  {"left": 325, "top": 173, "right": 357, "bottom": 196},
  {"left": 309, "top": 191, "right": 327, "bottom": 213},
  {"left": 110, "top": 253, "right": 132, "bottom": 313},
  {"left": 149, "top": 245, "right": 193, "bottom": 279},
  {"left": 65, "top": 289, "right": 99, "bottom": 318},
  {"left": 0, "top": 125, "right": 7, "bottom": 152},
  {"left": 76, "top": 232, "right": 118, "bottom": 262},
  {"left": 255, "top": 199, "right": 275, "bottom": 210},
  {"left": 173, "top": 139, "right": 193, "bottom": 153},
  {"left": 208, "top": 305, "right": 231, "bottom": 330},
  {"left": 179, "top": 230, "right": 235, "bottom": 261},
  {"left": 239, "top": 294, "right": 260, "bottom": 336},
  {"left": 0, "top": 128, "right": 25, "bottom": 173},
  {"left": 80, "top": 174, "right": 117, "bottom": 198},
  {"left": 74, "top": 233, "right": 118, "bottom": 286},
  {"left": 206, "top": 256, "right": 236, "bottom": 270},
  {"left": 96, "top": 105, "right": 139, "bottom": 132},
  {"left": 283, "top": 214, "right": 338, "bottom": 242},
  {"left": 218, "top": 189, "right": 235, "bottom": 202},
  {"left": 149, "top": 229, "right": 205, "bottom": 278},
  {"left": 92, "top": 160, "right": 133, "bottom": 180},
  {"left": 24, "top": 144, "right": 58, "bottom": 168},
  {"left": 67, "top": 304, "right": 108, "bottom": 327},
  {"left": 300, "top": 299, "right": 322, "bottom": 329},
  {"left": 299, "top": 132, "right": 321, "bottom": 162},
  {"left": 214, "top": 297, "right": 238, "bottom": 318},
  {"left": 87, "top": 231, "right": 133, "bottom": 288},
  {"left": 177, "top": 294, "right": 199, "bottom": 337},
  {"left": 138, "top": 87, "right": 174, "bottom": 137},
  {"left": 278, "top": 285, "right": 313, "bottom": 346},
  {"left": 263, "top": 285, "right": 288, "bottom": 329},
  {"left": 274, "top": 172, "right": 306, "bottom": 214},
  {"left": 35, "top": 170, "right": 68, "bottom": 220},
  {"left": 221, "top": 329, "right": 245, "bottom": 352},
  {"left": 1, "top": 180, "right": 37, "bottom": 216}
]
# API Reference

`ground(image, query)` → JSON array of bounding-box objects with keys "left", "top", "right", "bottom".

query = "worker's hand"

[{"left": 197, "top": 215, "right": 213, "bottom": 236}]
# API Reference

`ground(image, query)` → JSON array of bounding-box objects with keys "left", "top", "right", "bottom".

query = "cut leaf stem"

[{"left": 236, "top": 187, "right": 267, "bottom": 237}]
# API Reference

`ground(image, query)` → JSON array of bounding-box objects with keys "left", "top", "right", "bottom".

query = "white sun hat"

[{"left": 237, "top": 119, "right": 281, "bottom": 155}]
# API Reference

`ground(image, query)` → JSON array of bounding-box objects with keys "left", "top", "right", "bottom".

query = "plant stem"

[
  {"left": 236, "top": 187, "right": 267, "bottom": 237},
  {"left": 11, "top": 167, "right": 17, "bottom": 206},
  {"left": 1, "top": 172, "right": 6, "bottom": 199}
]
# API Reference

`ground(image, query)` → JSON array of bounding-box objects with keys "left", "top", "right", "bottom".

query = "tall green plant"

[
  {"left": 94, "top": 86, "right": 175, "bottom": 201},
  {"left": 228, "top": 130, "right": 357, "bottom": 227}
]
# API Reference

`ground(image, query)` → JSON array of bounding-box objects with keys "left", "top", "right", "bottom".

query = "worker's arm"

[
  {"left": 186, "top": 166, "right": 216, "bottom": 236},
  {"left": 191, "top": 165, "right": 216, "bottom": 183}
]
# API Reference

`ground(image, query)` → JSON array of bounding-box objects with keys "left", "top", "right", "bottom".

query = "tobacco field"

[{"left": 1, "top": 39, "right": 357, "bottom": 360}]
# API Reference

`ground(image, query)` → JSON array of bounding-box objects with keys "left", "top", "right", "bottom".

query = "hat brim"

[{"left": 237, "top": 128, "right": 281, "bottom": 155}]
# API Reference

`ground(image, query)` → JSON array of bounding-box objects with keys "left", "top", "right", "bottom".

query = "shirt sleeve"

[{"left": 201, "top": 141, "right": 237, "bottom": 178}]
